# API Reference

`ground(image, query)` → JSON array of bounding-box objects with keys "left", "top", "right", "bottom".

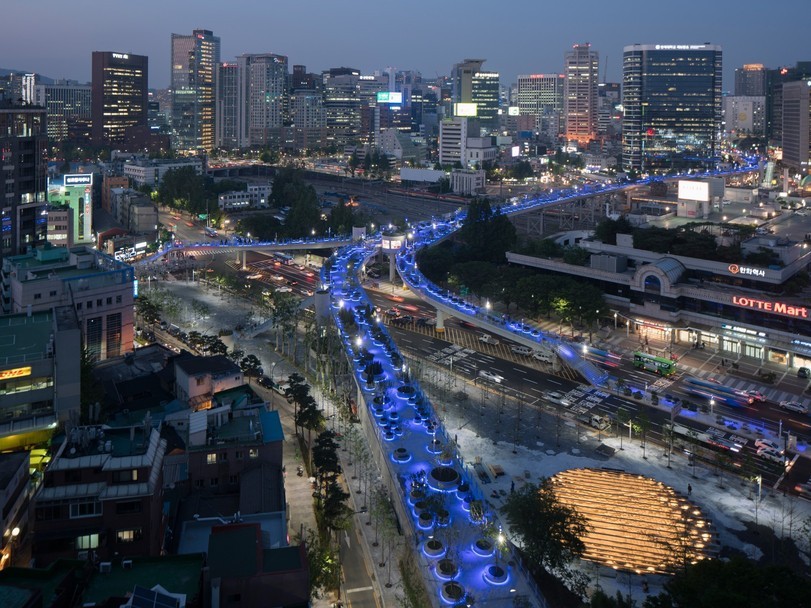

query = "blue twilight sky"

[{"left": 1, "top": 0, "right": 808, "bottom": 90}]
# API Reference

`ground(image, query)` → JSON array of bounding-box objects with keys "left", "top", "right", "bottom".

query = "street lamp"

[
  {"left": 9, "top": 526, "right": 19, "bottom": 567},
  {"left": 614, "top": 312, "right": 618, "bottom": 329}
]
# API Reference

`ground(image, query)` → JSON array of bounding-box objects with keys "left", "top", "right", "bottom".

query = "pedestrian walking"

[{"left": 688, "top": 483, "right": 692, "bottom": 496}]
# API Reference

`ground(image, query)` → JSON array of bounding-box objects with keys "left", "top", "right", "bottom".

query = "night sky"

[{"left": 2, "top": 0, "right": 807, "bottom": 89}]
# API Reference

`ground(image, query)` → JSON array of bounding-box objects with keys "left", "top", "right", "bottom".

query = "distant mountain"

[{"left": 0, "top": 68, "right": 54, "bottom": 84}]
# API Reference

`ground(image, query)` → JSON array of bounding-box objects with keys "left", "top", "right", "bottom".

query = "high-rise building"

[
  {"left": 215, "top": 62, "right": 239, "bottom": 149},
  {"left": 781, "top": 80, "right": 811, "bottom": 174},
  {"left": 91, "top": 51, "right": 149, "bottom": 147},
  {"left": 451, "top": 59, "right": 484, "bottom": 105},
  {"left": 471, "top": 70, "right": 500, "bottom": 133},
  {"left": 765, "top": 62, "right": 811, "bottom": 143},
  {"left": 723, "top": 96, "right": 766, "bottom": 137},
  {"left": 171, "top": 29, "right": 221, "bottom": 152},
  {"left": 0, "top": 101, "right": 48, "bottom": 257},
  {"left": 237, "top": 53, "right": 289, "bottom": 148},
  {"left": 33, "top": 80, "right": 92, "bottom": 142},
  {"left": 622, "top": 44, "right": 723, "bottom": 172},
  {"left": 564, "top": 43, "right": 599, "bottom": 145},
  {"left": 734, "top": 64, "right": 767, "bottom": 96},
  {"left": 516, "top": 74, "right": 565, "bottom": 136},
  {"left": 439, "top": 117, "right": 468, "bottom": 166},
  {"left": 323, "top": 68, "right": 361, "bottom": 146}
]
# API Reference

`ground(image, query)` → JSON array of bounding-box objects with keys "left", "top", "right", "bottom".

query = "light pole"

[
  {"left": 614, "top": 311, "right": 618, "bottom": 330},
  {"left": 9, "top": 526, "right": 19, "bottom": 567}
]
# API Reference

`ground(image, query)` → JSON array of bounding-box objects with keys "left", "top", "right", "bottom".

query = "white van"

[
  {"left": 511, "top": 345, "right": 533, "bottom": 356},
  {"left": 479, "top": 334, "right": 500, "bottom": 346},
  {"left": 533, "top": 350, "right": 554, "bottom": 364}
]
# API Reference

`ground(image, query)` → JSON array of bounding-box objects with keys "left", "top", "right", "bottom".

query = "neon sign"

[
  {"left": 728, "top": 264, "right": 766, "bottom": 278},
  {"left": 0, "top": 366, "right": 32, "bottom": 380},
  {"left": 732, "top": 296, "right": 808, "bottom": 318}
]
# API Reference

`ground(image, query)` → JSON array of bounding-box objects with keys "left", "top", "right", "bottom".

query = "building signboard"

[
  {"left": 731, "top": 296, "right": 808, "bottom": 318},
  {"left": 728, "top": 264, "right": 766, "bottom": 278},
  {"left": 0, "top": 366, "right": 32, "bottom": 380}
]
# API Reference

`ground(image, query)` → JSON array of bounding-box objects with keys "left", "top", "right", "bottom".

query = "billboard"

[
  {"left": 377, "top": 91, "right": 403, "bottom": 104},
  {"left": 508, "top": 106, "right": 520, "bottom": 116},
  {"left": 511, "top": 146, "right": 520, "bottom": 157},
  {"left": 678, "top": 180, "right": 710, "bottom": 202},
  {"left": 65, "top": 174, "right": 93, "bottom": 186},
  {"left": 454, "top": 103, "right": 478, "bottom": 117}
]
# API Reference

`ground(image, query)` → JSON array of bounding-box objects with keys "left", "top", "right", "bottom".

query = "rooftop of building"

[
  {"left": 0, "top": 560, "right": 79, "bottom": 607},
  {"left": 3, "top": 244, "right": 130, "bottom": 281},
  {"left": 0, "top": 309, "right": 53, "bottom": 366},
  {"left": 80, "top": 554, "right": 203, "bottom": 606},
  {"left": 0, "top": 451, "right": 28, "bottom": 490},
  {"left": 55, "top": 424, "right": 155, "bottom": 463},
  {"left": 212, "top": 384, "right": 265, "bottom": 411},
  {"left": 174, "top": 353, "right": 240, "bottom": 377},
  {"left": 208, "top": 524, "right": 260, "bottom": 578}
]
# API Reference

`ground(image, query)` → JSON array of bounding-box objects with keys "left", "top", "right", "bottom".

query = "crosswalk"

[{"left": 676, "top": 363, "right": 796, "bottom": 404}]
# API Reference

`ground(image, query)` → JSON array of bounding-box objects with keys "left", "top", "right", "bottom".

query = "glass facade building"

[{"left": 622, "top": 44, "right": 722, "bottom": 172}]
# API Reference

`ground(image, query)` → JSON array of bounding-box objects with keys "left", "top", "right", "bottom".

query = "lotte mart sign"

[{"left": 732, "top": 296, "right": 808, "bottom": 318}]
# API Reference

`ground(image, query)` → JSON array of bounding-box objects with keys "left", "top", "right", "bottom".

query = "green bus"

[{"left": 632, "top": 352, "right": 676, "bottom": 376}]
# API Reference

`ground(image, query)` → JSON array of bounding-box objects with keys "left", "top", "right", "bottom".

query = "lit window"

[
  {"left": 206, "top": 453, "right": 217, "bottom": 465},
  {"left": 116, "top": 528, "right": 141, "bottom": 543},
  {"left": 248, "top": 448, "right": 259, "bottom": 459},
  {"left": 76, "top": 533, "right": 99, "bottom": 550}
]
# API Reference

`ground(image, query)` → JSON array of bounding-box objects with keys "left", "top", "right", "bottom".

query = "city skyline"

[{"left": 1, "top": 0, "right": 808, "bottom": 89}]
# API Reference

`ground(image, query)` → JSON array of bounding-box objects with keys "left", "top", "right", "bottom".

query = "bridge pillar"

[
  {"left": 435, "top": 309, "right": 446, "bottom": 333},
  {"left": 241, "top": 250, "right": 247, "bottom": 271},
  {"left": 388, "top": 252, "right": 397, "bottom": 283}
]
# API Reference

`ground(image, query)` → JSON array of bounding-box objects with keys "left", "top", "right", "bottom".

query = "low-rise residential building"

[
  {"left": 173, "top": 353, "right": 243, "bottom": 408},
  {"left": 451, "top": 169, "right": 486, "bottom": 195},
  {"left": 217, "top": 184, "right": 272, "bottom": 211},
  {"left": 31, "top": 425, "right": 166, "bottom": 566},
  {"left": 109, "top": 188, "right": 158, "bottom": 238}
]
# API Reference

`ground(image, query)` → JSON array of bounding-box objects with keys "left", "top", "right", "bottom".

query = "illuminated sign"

[
  {"left": 511, "top": 146, "right": 520, "bottom": 158},
  {"left": 678, "top": 180, "right": 709, "bottom": 202},
  {"left": 654, "top": 45, "right": 709, "bottom": 50},
  {"left": 454, "top": 103, "right": 478, "bottom": 117},
  {"left": 728, "top": 264, "right": 766, "bottom": 278},
  {"left": 508, "top": 106, "right": 520, "bottom": 116},
  {"left": 65, "top": 174, "right": 92, "bottom": 186},
  {"left": 112, "top": 53, "right": 129, "bottom": 60},
  {"left": 732, "top": 296, "right": 808, "bottom": 318},
  {"left": 377, "top": 91, "right": 403, "bottom": 104},
  {"left": 134, "top": 241, "right": 147, "bottom": 250},
  {"left": 0, "top": 367, "right": 32, "bottom": 381}
]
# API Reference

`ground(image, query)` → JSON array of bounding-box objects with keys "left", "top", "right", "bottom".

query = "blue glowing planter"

[
  {"left": 427, "top": 466, "right": 460, "bottom": 492},
  {"left": 440, "top": 582, "right": 465, "bottom": 605},
  {"left": 483, "top": 564, "right": 510, "bottom": 586},
  {"left": 471, "top": 538, "right": 495, "bottom": 558},
  {"left": 418, "top": 512, "right": 434, "bottom": 529},
  {"left": 423, "top": 538, "right": 444, "bottom": 559},
  {"left": 435, "top": 558, "right": 459, "bottom": 580},
  {"left": 426, "top": 439, "right": 443, "bottom": 455}
]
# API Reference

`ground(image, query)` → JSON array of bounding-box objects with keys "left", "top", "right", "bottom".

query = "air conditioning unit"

[{"left": 99, "top": 561, "right": 112, "bottom": 573}]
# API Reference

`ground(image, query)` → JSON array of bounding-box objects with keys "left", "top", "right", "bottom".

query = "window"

[
  {"left": 76, "top": 533, "right": 99, "bottom": 550},
  {"left": 116, "top": 295, "right": 122, "bottom": 304},
  {"left": 116, "top": 528, "right": 142, "bottom": 543},
  {"left": 34, "top": 293, "right": 42, "bottom": 300},
  {"left": 36, "top": 504, "right": 62, "bottom": 521},
  {"left": 96, "top": 299, "right": 102, "bottom": 307},
  {"left": 196, "top": 377, "right": 205, "bottom": 386},
  {"left": 210, "top": 478, "right": 219, "bottom": 487},
  {"left": 50, "top": 290, "right": 57, "bottom": 297},
  {"left": 235, "top": 450, "right": 243, "bottom": 460},
  {"left": 229, "top": 474, "right": 239, "bottom": 485},
  {"left": 219, "top": 452, "right": 228, "bottom": 462},
  {"left": 195, "top": 479, "right": 204, "bottom": 489},
  {"left": 106, "top": 297, "right": 112, "bottom": 305},
  {"left": 248, "top": 448, "right": 259, "bottom": 459},
  {"left": 76, "top": 302, "right": 82, "bottom": 311},
  {"left": 206, "top": 453, "right": 217, "bottom": 465},
  {"left": 87, "top": 300, "right": 92, "bottom": 309},
  {"left": 115, "top": 500, "right": 142, "bottom": 515},
  {"left": 112, "top": 469, "right": 139, "bottom": 483},
  {"left": 70, "top": 500, "right": 102, "bottom": 519}
]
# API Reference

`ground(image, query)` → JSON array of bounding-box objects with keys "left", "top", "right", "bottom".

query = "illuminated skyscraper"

[
  {"left": 564, "top": 43, "right": 599, "bottom": 145},
  {"left": 734, "top": 64, "right": 767, "bottom": 96},
  {"left": 171, "top": 29, "right": 221, "bottom": 151},
  {"left": 215, "top": 62, "right": 239, "bottom": 149},
  {"left": 91, "top": 51, "right": 148, "bottom": 147},
  {"left": 622, "top": 43, "right": 722, "bottom": 172},
  {"left": 237, "top": 53, "right": 289, "bottom": 148}
]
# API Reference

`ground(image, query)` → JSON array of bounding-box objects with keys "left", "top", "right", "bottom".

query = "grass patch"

[{"left": 398, "top": 551, "right": 432, "bottom": 608}]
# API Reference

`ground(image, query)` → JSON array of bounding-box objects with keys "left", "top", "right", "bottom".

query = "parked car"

[
  {"left": 533, "top": 350, "right": 554, "bottom": 364},
  {"left": 779, "top": 400, "right": 809, "bottom": 414},
  {"left": 258, "top": 376, "right": 274, "bottom": 389},
  {"left": 747, "top": 390, "right": 767, "bottom": 403},
  {"left": 798, "top": 367, "right": 810, "bottom": 379},
  {"left": 479, "top": 334, "right": 500, "bottom": 346},
  {"left": 511, "top": 345, "right": 533, "bottom": 356},
  {"left": 754, "top": 438, "right": 782, "bottom": 453},
  {"left": 757, "top": 447, "right": 786, "bottom": 464},
  {"left": 478, "top": 370, "right": 504, "bottom": 384}
]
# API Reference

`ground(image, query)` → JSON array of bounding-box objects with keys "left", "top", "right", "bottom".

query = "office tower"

[
  {"left": 323, "top": 67, "right": 361, "bottom": 146},
  {"left": 0, "top": 101, "right": 48, "bottom": 257},
  {"left": 451, "top": 59, "right": 484, "bottom": 104},
  {"left": 236, "top": 53, "right": 288, "bottom": 148},
  {"left": 21, "top": 74, "right": 38, "bottom": 105},
  {"left": 765, "top": 62, "right": 811, "bottom": 143},
  {"left": 171, "top": 29, "right": 221, "bottom": 151},
  {"left": 287, "top": 89, "right": 326, "bottom": 150},
  {"left": 564, "top": 43, "right": 599, "bottom": 145},
  {"left": 470, "top": 70, "right": 500, "bottom": 133},
  {"left": 292, "top": 65, "right": 316, "bottom": 90},
  {"left": 622, "top": 44, "right": 722, "bottom": 172},
  {"left": 781, "top": 80, "right": 810, "bottom": 173},
  {"left": 33, "top": 80, "right": 92, "bottom": 141},
  {"left": 734, "top": 64, "right": 767, "bottom": 96},
  {"left": 91, "top": 51, "right": 149, "bottom": 147},
  {"left": 516, "top": 74, "right": 565, "bottom": 136},
  {"left": 215, "top": 62, "right": 239, "bottom": 149},
  {"left": 723, "top": 96, "right": 766, "bottom": 137},
  {"left": 439, "top": 117, "right": 468, "bottom": 166},
  {"left": 597, "top": 82, "right": 622, "bottom": 138}
]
